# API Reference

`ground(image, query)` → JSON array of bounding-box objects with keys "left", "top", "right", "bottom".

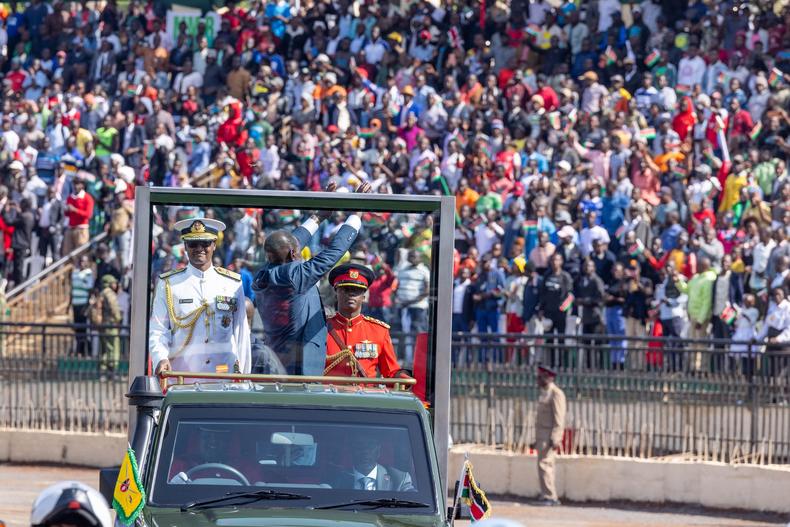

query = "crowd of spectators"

[{"left": 0, "top": 0, "right": 789, "bottom": 368}]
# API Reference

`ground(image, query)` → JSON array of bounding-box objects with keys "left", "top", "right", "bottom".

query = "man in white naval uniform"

[{"left": 149, "top": 217, "right": 251, "bottom": 378}]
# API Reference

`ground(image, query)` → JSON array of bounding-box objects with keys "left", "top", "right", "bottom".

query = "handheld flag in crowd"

[
  {"left": 460, "top": 459, "right": 492, "bottom": 522},
  {"left": 113, "top": 446, "right": 146, "bottom": 525},
  {"left": 720, "top": 305, "right": 738, "bottom": 325},
  {"left": 628, "top": 240, "right": 645, "bottom": 257},
  {"left": 547, "top": 112, "right": 561, "bottom": 130},
  {"left": 559, "top": 294, "right": 574, "bottom": 313},
  {"left": 604, "top": 46, "right": 617, "bottom": 66},
  {"left": 638, "top": 127, "right": 657, "bottom": 141},
  {"left": 717, "top": 71, "right": 727, "bottom": 86},
  {"left": 749, "top": 122, "right": 763, "bottom": 141},
  {"left": 644, "top": 50, "right": 660, "bottom": 68},
  {"left": 768, "top": 68, "right": 782, "bottom": 88}
]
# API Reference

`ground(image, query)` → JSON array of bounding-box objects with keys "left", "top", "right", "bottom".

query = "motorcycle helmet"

[{"left": 31, "top": 481, "right": 112, "bottom": 527}]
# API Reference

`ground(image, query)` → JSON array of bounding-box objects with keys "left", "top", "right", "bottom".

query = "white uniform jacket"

[{"left": 149, "top": 264, "right": 251, "bottom": 374}]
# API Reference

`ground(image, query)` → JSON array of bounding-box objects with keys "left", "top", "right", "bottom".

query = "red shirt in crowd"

[
  {"left": 705, "top": 113, "right": 728, "bottom": 148},
  {"left": 6, "top": 70, "right": 27, "bottom": 92},
  {"left": 65, "top": 190, "right": 95, "bottom": 228},
  {"left": 537, "top": 86, "right": 559, "bottom": 112},
  {"left": 728, "top": 109, "right": 754, "bottom": 140},
  {"left": 367, "top": 269, "right": 397, "bottom": 309},
  {"left": 236, "top": 147, "right": 260, "bottom": 183}
]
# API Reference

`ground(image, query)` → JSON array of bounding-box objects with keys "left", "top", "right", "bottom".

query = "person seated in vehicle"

[
  {"left": 324, "top": 263, "right": 410, "bottom": 379},
  {"left": 332, "top": 435, "right": 415, "bottom": 491},
  {"left": 169, "top": 425, "right": 252, "bottom": 485}
]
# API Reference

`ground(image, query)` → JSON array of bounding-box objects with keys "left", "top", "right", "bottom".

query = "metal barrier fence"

[
  {"left": 0, "top": 322, "right": 129, "bottom": 432},
  {"left": 2, "top": 324, "right": 789, "bottom": 464},
  {"left": 449, "top": 333, "right": 790, "bottom": 464}
]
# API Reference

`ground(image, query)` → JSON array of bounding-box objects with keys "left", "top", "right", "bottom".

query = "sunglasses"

[{"left": 185, "top": 240, "right": 213, "bottom": 249}]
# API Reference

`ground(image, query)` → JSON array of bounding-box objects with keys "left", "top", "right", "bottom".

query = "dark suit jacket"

[
  {"left": 711, "top": 271, "right": 744, "bottom": 309},
  {"left": 253, "top": 223, "right": 358, "bottom": 375},
  {"left": 334, "top": 464, "right": 415, "bottom": 492},
  {"left": 120, "top": 124, "right": 146, "bottom": 169},
  {"left": 522, "top": 276, "right": 543, "bottom": 323},
  {"left": 454, "top": 279, "right": 475, "bottom": 329},
  {"left": 574, "top": 273, "right": 605, "bottom": 325},
  {"left": 559, "top": 243, "right": 583, "bottom": 280}
]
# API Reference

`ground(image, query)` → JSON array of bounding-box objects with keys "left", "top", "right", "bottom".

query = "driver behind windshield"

[
  {"left": 169, "top": 426, "right": 249, "bottom": 484},
  {"left": 333, "top": 435, "right": 415, "bottom": 492}
]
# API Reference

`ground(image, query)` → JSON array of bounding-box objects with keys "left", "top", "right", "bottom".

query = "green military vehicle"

[{"left": 100, "top": 188, "right": 457, "bottom": 526}]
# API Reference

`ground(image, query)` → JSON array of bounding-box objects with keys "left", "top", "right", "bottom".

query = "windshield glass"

[
  {"left": 149, "top": 405, "right": 436, "bottom": 511},
  {"left": 138, "top": 190, "right": 448, "bottom": 408}
]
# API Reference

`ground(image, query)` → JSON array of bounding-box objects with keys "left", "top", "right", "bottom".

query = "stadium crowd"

[{"left": 0, "top": 0, "right": 789, "bottom": 365}]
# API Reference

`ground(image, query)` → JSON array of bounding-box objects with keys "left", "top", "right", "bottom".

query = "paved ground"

[{"left": 0, "top": 464, "right": 788, "bottom": 527}]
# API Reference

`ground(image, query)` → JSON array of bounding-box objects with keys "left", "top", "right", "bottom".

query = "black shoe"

[{"left": 535, "top": 498, "right": 561, "bottom": 506}]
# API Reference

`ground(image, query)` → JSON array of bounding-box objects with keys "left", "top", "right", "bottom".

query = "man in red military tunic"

[{"left": 324, "top": 263, "right": 406, "bottom": 378}]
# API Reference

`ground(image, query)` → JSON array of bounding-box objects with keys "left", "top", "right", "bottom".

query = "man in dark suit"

[
  {"left": 522, "top": 261, "right": 543, "bottom": 332},
  {"left": 556, "top": 226, "right": 583, "bottom": 280},
  {"left": 711, "top": 254, "right": 744, "bottom": 371},
  {"left": 333, "top": 436, "right": 415, "bottom": 492},
  {"left": 253, "top": 183, "right": 370, "bottom": 375},
  {"left": 120, "top": 111, "right": 146, "bottom": 171}
]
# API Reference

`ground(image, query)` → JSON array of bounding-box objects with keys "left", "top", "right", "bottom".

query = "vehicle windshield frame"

[
  {"left": 129, "top": 187, "right": 455, "bottom": 486},
  {"left": 147, "top": 403, "right": 438, "bottom": 513}
]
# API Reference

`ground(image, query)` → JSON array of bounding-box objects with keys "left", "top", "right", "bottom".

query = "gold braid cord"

[
  {"left": 324, "top": 349, "right": 358, "bottom": 376},
  {"left": 165, "top": 279, "right": 211, "bottom": 353}
]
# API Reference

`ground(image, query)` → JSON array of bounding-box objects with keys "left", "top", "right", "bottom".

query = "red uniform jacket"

[{"left": 324, "top": 313, "right": 401, "bottom": 378}]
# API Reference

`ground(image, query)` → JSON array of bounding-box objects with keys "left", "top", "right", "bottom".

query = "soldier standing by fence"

[
  {"left": 532, "top": 365, "right": 566, "bottom": 506},
  {"left": 98, "top": 274, "right": 122, "bottom": 379}
]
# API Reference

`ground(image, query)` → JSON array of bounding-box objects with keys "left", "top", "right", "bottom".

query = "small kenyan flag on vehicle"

[
  {"left": 644, "top": 50, "right": 660, "bottom": 68},
  {"left": 460, "top": 461, "right": 491, "bottom": 522}
]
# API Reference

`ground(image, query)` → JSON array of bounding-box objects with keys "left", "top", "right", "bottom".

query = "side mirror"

[{"left": 99, "top": 466, "right": 121, "bottom": 504}]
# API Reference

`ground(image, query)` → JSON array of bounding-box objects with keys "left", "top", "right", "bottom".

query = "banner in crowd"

[{"left": 166, "top": 5, "right": 220, "bottom": 46}]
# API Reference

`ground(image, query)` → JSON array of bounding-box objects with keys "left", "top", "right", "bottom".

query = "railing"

[
  {"left": 3, "top": 232, "right": 109, "bottom": 328},
  {"left": 0, "top": 322, "right": 129, "bottom": 433},
  {"left": 449, "top": 333, "right": 790, "bottom": 464},
  {"left": 2, "top": 324, "right": 789, "bottom": 464}
]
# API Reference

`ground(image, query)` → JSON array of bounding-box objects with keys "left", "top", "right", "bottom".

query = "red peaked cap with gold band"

[{"left": 329, "top": 263, "right": 376, "bottom": 290}]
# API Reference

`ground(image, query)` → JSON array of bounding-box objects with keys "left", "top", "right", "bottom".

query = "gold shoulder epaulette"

[
  {"left": 215, "top": 266, "right": 241, "bottom": 281},
  {"left": 159, "top": 267, "right": 187, "bottom": 279},
  {"left": 364, "top": 315, "right": 390, "bottom": 329}
]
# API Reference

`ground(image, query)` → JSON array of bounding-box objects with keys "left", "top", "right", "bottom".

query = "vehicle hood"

[{"left": 144, "top": 508, "right": 444, "bottom": 527}]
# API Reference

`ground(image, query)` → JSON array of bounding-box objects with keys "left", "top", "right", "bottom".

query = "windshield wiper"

[
  {"left": 181, "top": 489, "right": 311, "bottom": 511},
  {"left": 314, "top": 498, "right": 431, "bottom": 510}
]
